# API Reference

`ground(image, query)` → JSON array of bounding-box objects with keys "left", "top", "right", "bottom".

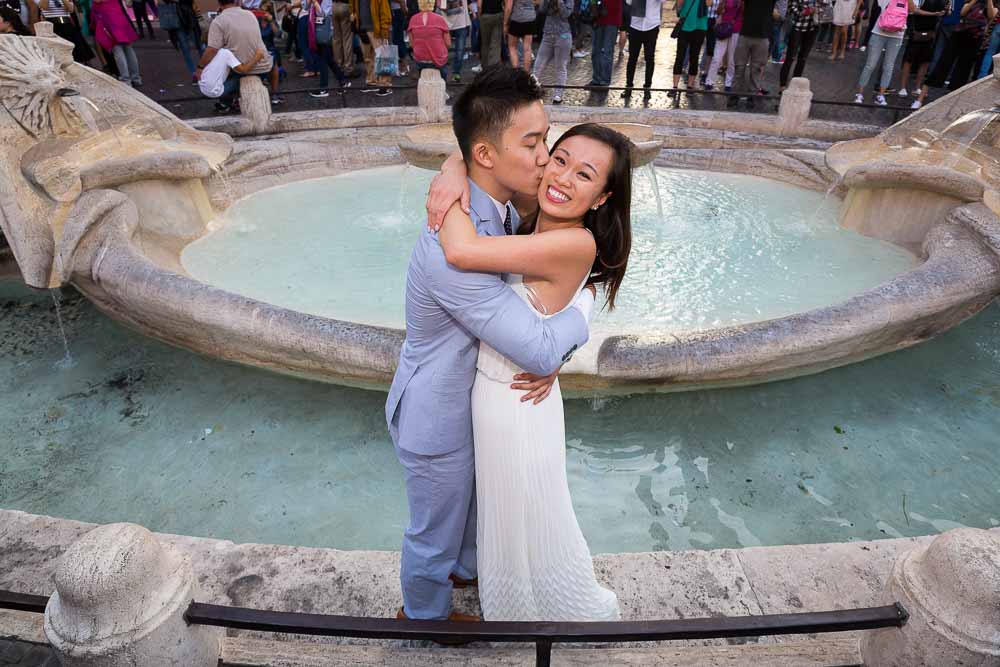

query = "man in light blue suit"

[{"left": 386, "top": 66, "right": 595, "bottom": 622}]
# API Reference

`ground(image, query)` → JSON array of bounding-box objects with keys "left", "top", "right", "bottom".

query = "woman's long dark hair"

[
  {"left": 0, "top": 6, "right": 31, "bottom": 35},
  {"left": 519, "top": 123, "right": 632, "bottom": 311}
]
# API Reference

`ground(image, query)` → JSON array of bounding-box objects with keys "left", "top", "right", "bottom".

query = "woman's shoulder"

[{"left": 548, "top": 226, "right": 597, "bottom": 260}]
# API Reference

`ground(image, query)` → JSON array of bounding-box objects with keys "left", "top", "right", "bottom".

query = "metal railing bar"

[
  {"left": 0, "top": 590, "right": 49, "bottom": 614},
  {"left": 151, "top": 83, "right": 916, "bottom": 115},
  {"left": 183, "top": 601, "right": 907, "bottom": 642}
]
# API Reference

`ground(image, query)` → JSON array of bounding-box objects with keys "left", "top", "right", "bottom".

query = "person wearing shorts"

[
  {"left": 505, "top": 0, "right": 538, "bottom": 69},
  {"left": 895, "top": 0, "right": 947, "bottom": 96}
]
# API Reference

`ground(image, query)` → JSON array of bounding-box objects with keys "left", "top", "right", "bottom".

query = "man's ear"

[{"left": 471, "top": 139, "right": 496, "bottom": 170}]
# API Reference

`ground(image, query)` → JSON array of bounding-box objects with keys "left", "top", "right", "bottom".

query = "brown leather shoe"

[
  {"left": 449, "top": 573, "right": 479, "bottom": 589},
  {"left": 397, "top": 607, "right": 481, "bottom": 622}
]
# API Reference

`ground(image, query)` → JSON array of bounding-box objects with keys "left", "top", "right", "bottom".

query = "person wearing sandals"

[{"left": 829, "top": 0, "right": 858, "bottom": 58}]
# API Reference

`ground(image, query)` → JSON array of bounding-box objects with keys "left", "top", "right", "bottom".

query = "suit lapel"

[{"left": 468, "top": 179, "right": 505, "bottom": 237}]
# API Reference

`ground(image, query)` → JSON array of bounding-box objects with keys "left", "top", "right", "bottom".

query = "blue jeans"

[
  {"left": 770, "top": 20, "right": 785, "bottom": 59},
  {"left": 220, "top": 71, "right": 269, "bottom": 105},
  {"left": 857, "top": 32, "right": 903, "bottom": 91},
  {"left": 590, "top": 24, "right": 617, "bottom": 85},
  {"left": 297, "top": 14, "right": 319, "bottom": 72},
  {"left": 450, "top": 26, "right": 468, "bottom": 77},
  {"left": 417, "top": 60, "right": 448, "bottom": 78},
  {"left": 928, "top": 22, "right": 955, "bottom": 76},
  {"left": 978, "top": 27, "right": 1000, "bottom": 79},
  {"left": 176, "top": 28, "right": 204, "bottom": 75}
]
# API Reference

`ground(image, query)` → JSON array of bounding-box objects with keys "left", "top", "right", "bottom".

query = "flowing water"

[
  {"left": 182, "top": 166, "right": 917, "bottom": 336},
  {"left": 49, "top": 290, "right": 76, "bottom": 370},
  {"left": 1, "top": 282, "right": 998, "bottom": 552},
  {"left": 79, "top": 97, "right": 122, "bottom": 149}
]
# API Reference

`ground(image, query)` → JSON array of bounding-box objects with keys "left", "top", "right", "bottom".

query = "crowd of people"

[{"left": 1, "top": 0, "right": 997, "bottom": 110}]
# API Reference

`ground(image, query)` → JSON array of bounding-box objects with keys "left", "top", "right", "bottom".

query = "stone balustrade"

[{"left": 35, "top": 521, "right": 1000, "bottom": 666}]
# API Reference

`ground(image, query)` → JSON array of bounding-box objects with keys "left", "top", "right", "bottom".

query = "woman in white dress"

[{"left": 436, "top": 123, "right": 633, "bottom": 621}]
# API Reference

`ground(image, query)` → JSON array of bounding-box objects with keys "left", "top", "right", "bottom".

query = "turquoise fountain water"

[
  {"left": 182, "top": 166, "right": 916, "bottom": 335},
  {"left": 2, "top": 279, "right": 997, "bottom": 553}
]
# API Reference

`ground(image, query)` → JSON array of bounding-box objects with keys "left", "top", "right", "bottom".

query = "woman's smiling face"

[{"left": 536, "top": 134, "right": 614, "bottom": 222}]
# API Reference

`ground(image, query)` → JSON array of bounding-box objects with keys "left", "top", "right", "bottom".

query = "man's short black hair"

[
  {"left": 218, "top": 0, "right": 236, "bottom": 7},
  {"left": 452, "top": 65, "right": 543, "bottom": 164}
]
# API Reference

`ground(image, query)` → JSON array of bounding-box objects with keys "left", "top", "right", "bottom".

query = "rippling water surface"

[
  {"left": 182, "top": 165, "right": 917, "bottom": 335},
  {"left": 2, "top": 282, "right": 997, "bottom": 552}
]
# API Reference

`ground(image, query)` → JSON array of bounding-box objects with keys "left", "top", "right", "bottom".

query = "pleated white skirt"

[{"left": 471, "top": 350, "right": 620, "bottom": 622}]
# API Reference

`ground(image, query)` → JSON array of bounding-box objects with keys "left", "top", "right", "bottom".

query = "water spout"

[
  {"left": 646, "top": 163, "right": 665, "bottom": 224},
  {"left": 79, "top": 96, "right": 122, "bottom": 148},
  {"left": 50, "top": 289, "right": 76, "bottom": 370}
]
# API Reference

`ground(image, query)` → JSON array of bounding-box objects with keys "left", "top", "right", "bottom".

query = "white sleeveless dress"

[{"left": 471, "top": 274, "right": 621, "bottom": 622}]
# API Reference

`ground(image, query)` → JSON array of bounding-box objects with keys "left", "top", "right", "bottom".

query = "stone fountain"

[{"left": 2, "top": 30, "right": 1000, "bottom": 394}]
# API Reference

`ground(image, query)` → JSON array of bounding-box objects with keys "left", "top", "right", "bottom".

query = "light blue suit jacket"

[{"left": 385, "top": 179, "right": 589, "bottom": 456}]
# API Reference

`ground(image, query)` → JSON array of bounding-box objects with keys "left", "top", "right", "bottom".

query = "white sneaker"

[
  {"left": 910, "top": 99, "right": 922, "bottom": 109},
  {"left": 854, "top": 93, "right": 864, "bottom": 104},
  {"left": 470, "top": 64, "right": 482, "bottom": 72},
  {"left": 898, "top": 87, "right": 908, "bottom": 97},
  {"left": 875, "top": 94, "right": 887, "bottom": 106},
  {"left": 859, "top": 45, "right": 866, "bottom": 51},
  {"left": 572, "top": 49, "right": 589, "bottom": 58}
]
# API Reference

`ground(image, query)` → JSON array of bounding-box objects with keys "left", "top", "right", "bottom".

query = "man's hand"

[
  {"left": 511, "top": 368, "right": 560, "bottom": 404},
  {"left": 194, "top": 67, "right": 203, "bottom": 80}
]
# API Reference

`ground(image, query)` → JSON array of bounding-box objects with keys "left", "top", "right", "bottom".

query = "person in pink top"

[
  {"left": 703, "top": 0, "right": 744, "bottom": 89},
  {"left": 91, "top": 0, "right": 142, "bottom": 86},
  {"left": 407, "top": 0, "right": 452, "bottom": 77}
]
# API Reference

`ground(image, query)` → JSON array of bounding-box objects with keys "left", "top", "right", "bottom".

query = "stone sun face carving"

[{"left": 0, "top": 35, "right": 85, "bottom": 137}]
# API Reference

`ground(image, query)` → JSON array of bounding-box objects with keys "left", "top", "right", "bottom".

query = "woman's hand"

[
  {"left": 426, "top": 151, "right": 470, "bottom": 231},
  {"left": 511, "top": 368, "right": 559, "bottom": 404}
]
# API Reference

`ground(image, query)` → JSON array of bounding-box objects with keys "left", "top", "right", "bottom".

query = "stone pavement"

[
  {"left": 0, "top": 641, "right": 54, "bottom": 667},
  {"left": 123, "top": 15, "right": 935, "bottom": 126}
]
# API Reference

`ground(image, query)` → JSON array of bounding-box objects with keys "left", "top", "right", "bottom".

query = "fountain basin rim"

[
  {"left": 60, "top": 198, "right": 1000, "bottom": 394},
  {"left": 398, "top": 122, "right": 665, "bottom": 170}
]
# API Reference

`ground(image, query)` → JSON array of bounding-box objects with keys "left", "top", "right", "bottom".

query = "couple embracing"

[{"left": 386, "top": 64, "right": 634, "bottom": 623}]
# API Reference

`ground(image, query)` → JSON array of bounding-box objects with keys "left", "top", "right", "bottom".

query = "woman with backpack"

[
  {"left": 702, "top": 0, "right": 742, "bottom": 90},
  {"left": 853, "top": 0, "right": 942, "bottom": 104}
]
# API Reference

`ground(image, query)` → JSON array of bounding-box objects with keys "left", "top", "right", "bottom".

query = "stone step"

[{"left": 221, "top": 636, "right": 861, "bottom": 667}]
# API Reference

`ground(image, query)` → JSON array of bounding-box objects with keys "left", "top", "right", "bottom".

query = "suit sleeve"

[{"left": 424, "top": 235, "right": 589, "bottom": 376}]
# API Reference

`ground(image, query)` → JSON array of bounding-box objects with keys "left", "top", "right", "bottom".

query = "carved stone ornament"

[{"left": 0, "top": 35, "right": 88, "bottom": 137}]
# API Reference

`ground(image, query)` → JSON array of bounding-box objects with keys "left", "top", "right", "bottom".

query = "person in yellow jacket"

[{"left": 350, "top": 0, "right": 393, "bottom": 93}]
